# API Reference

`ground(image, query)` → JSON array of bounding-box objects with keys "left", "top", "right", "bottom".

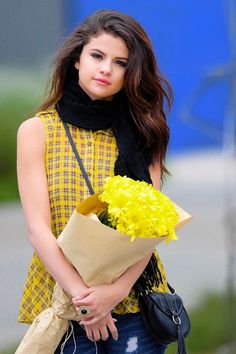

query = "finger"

[
  {"left": 107, "top": 319, "right": 118, "bottom": 341},
  {"left": 74, "top": 298, "right": 92, "bottom": 307},
  {"left": 80, "top": 316, "right": 102, "bottom": 326},
  {"left": 100, "top": 326, "right": 109, "bottom": 341},
  {"left": 91, "top": 328, "right": 100, "bottom": 342},
  {"left": 85, "top": 326, "right": 94, "bottom": 342},
  {"left": 78, "top": 314, "right": 93, "bottom": 323},
  {"left": 73, "top": 297, "right": 91, "bottom": 306},
  {"left": 73, "top": 294, "right": 96, "bottom": 307},
  {"left": 74, "top": 302, "right": 92, "bottom": 316},
  {"left": 73, "top": 288, "right": 93, "bottom": 301}
]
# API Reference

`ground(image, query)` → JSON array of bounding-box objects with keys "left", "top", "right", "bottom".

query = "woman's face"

[{"left": 75, "top": 32, "right": 129, "bottom": 101}]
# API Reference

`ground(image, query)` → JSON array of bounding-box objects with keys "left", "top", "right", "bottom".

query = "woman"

[{"left": 17, "top": 9, "right": 172, "bottom": 353}]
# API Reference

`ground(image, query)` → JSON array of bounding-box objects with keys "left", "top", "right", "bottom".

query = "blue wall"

[{"left": 64, "top": 0, "right": 231, "bottom": 153}]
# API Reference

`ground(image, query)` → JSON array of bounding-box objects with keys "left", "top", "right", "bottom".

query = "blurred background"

[{"left": 0, "top": 0, "right": 236, "bottom": 353}]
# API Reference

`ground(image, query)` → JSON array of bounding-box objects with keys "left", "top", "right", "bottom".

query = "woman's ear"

[{"left": 74, "top": 61, "right": 80, "bottom": 70}]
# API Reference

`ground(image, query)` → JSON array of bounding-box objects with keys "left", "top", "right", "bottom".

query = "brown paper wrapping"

[
  {"left": 58, "top": 211, "right": 166, "bottom": 286},
  {"left": 15, "top": 285, "right": 78, "bottom": 354}
]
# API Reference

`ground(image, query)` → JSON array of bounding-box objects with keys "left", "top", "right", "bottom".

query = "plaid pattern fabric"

[{"left": 18, "top": 109, "right": 168, "bottom": 324}]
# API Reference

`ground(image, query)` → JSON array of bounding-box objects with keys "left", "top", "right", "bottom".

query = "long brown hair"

[{"left": 40, "top": 9, "right": 172, "bottom": 176}]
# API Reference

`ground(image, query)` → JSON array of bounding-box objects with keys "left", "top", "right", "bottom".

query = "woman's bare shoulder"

[
  {"left": 17, "top": 117, "right": 46, "bottom": 155},
  {"left": 17, "top": 117, "right": 45, "bottom": 141}
]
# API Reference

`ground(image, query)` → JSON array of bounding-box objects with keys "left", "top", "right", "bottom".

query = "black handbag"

[{"left": 139, "top": 283, "right": 190, "bottom": 354}]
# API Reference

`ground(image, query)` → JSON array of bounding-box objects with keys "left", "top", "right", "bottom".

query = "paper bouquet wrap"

[{"left": 16, "top": 177, "right": 191, "bottom": 354}]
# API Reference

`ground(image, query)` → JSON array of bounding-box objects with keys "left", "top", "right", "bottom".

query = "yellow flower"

[{"left": 99, "top": 176, "right": 179, "bottom": 242}]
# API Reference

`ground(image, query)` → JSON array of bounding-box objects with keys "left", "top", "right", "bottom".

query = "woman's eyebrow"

[{"left": 90, "top": 48, "right": 128, "bottom": 60}]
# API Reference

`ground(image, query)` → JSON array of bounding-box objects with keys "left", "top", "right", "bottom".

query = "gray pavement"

[{"left": 0, "top": 150, "right": 233, "bottom": 351}]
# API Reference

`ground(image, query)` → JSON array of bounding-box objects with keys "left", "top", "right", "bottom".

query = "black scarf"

[
  {"left": 56, "top": 79, "right": 152, "bottom": 183},
  {"left": 56, "top": 79, "right": 163, "bottom": 292}
]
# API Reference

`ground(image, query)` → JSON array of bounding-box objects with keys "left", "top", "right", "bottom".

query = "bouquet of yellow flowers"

[
  {"left": 98, "top": 176, "right": 179, "bottom": 242},
  {"left": 16, "top": 176, "right": 191, "bottom": 354},
  {"left": 56, "top": 175, "right": 190, "bottom": 287}
]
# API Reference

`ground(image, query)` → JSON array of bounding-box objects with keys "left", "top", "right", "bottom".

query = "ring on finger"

[{"left": 78, "top": 306, "right": 91, "bottom": 316}]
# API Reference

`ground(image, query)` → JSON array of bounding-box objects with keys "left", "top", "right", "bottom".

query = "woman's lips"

[{"left": 94, "top": 78, "right": 111, "bottom": 85}]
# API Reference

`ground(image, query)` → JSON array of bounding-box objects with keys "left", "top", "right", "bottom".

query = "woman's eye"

[
  {"left": 91, "top": 53, "right": 102, "bottom": 60},
  {"left": 115, "top": 60, "right": 127, "bottom": 68}
]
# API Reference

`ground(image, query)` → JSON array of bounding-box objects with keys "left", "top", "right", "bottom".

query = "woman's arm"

[
  {"left": 17, "top": 117, "right": 119, "bottom": 341},
  {"left": 17, "top": 118, "right": 89, "bottom": 297}
]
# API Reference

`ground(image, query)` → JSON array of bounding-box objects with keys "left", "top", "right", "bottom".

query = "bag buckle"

[{"left": 172, "top": 312, "right": 181, "bottom": 325}]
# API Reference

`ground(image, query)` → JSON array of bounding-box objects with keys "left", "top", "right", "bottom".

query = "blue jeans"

[{"left": 55, "top": 312, "right": 166, "bottom": 353}]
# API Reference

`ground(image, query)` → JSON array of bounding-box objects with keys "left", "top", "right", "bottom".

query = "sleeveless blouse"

[{"left": 18, "top": 109, "right": 168, "bottom": 324}]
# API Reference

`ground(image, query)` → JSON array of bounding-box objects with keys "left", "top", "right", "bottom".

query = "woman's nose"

[{"left": 99, "top": 60, "right": 112, "bottom": 76}]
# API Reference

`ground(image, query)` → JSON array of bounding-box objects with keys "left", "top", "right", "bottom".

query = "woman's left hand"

[{"left": 72, "top": 284, "right": 127, "bottom": 326}]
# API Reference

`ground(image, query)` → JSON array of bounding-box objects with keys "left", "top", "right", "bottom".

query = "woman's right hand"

[{"left": 82, "top": 312, "right": 118, "bottom": 342}]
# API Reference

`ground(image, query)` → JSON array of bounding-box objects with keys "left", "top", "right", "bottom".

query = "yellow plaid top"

[{"left": 18, "top": 109, "right": 168, "bottom": 324}]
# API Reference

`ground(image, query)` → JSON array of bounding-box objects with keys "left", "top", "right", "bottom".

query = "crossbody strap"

[
  {"left": 61, "top": 120, "right": 95, "bottom": 195},
  {"left": 167, "top": 283, "right": 176, "bottom": 294}
]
